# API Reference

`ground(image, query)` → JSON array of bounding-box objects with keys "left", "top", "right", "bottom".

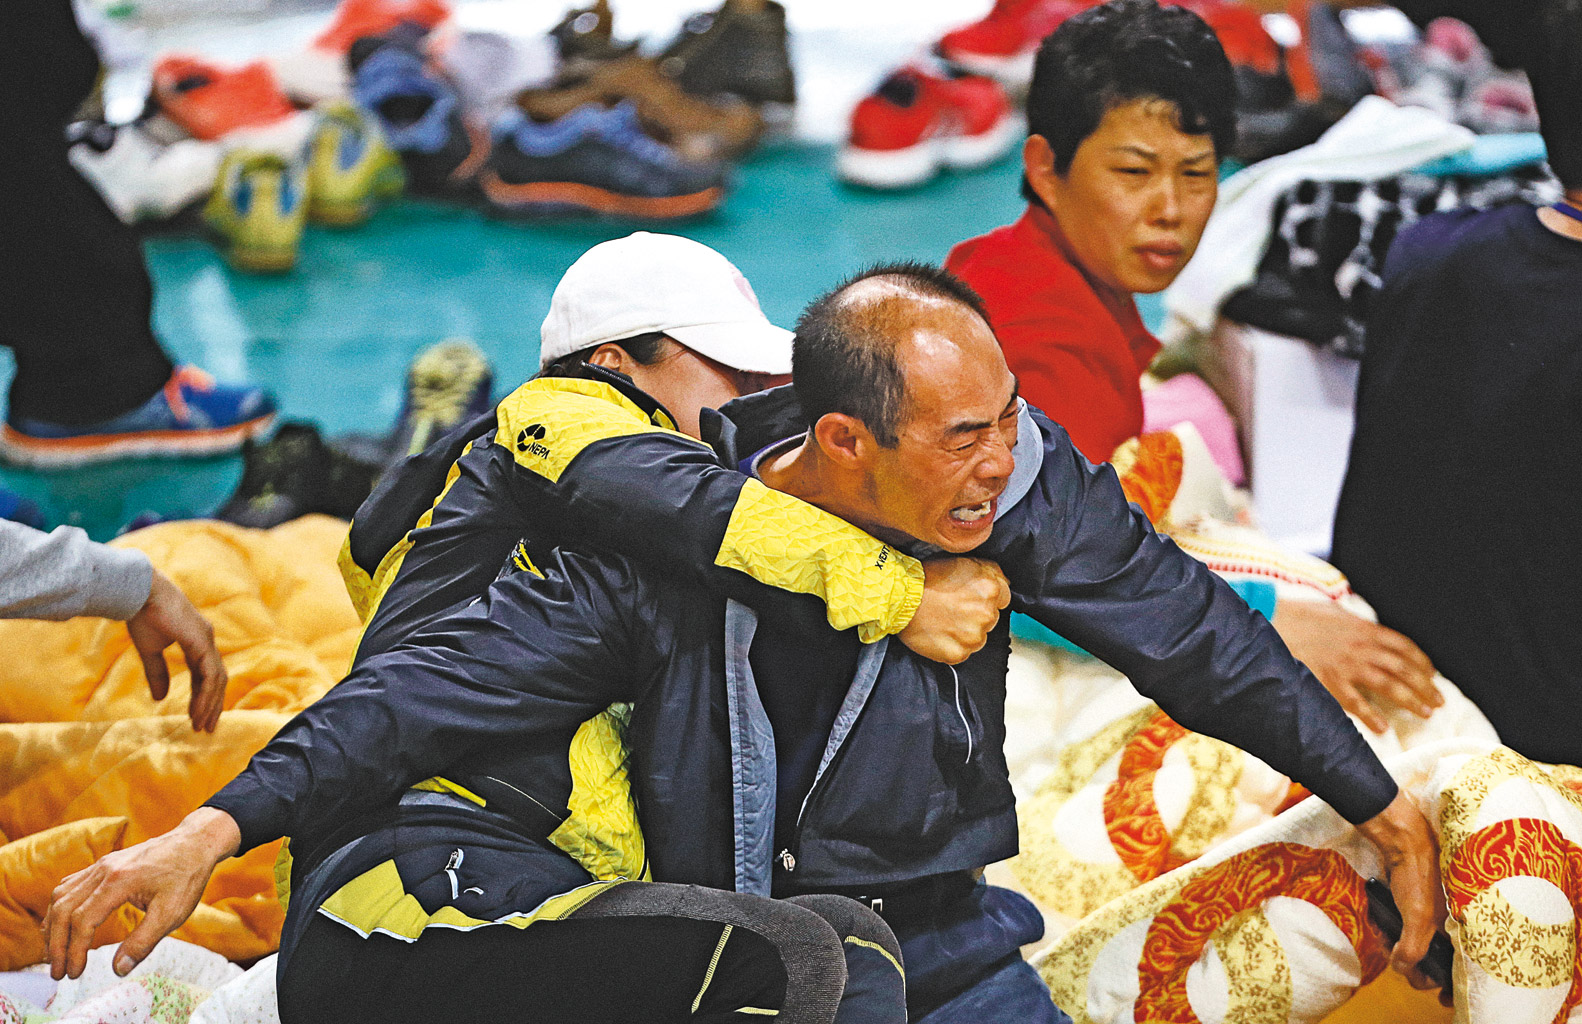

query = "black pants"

[
  {"left": 278, "top": 884, "right": 906, "bottom": 1024},
  {"left": 0, "top": 0, "right": 173, "bottom": 427}
]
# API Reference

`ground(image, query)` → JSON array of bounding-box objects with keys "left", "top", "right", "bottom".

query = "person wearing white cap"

[
  {"left": 537, "top": 231, "right": 792, "bottom": 438},
  {"left": 337, "top": 230, "right": 1007, "bottom": 670}
]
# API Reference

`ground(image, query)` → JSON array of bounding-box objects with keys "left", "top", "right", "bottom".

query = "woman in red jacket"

[{"left": 946, "top": 0, "right": 1232, "bottom": 465}]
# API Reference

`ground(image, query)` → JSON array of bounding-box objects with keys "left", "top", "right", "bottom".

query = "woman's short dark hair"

[
  {"left": 1022, "top": 0, "right": 1237, "bottom": 202},
  {"left": 538, "top": 332, "right": 672, "bottom": 379}
]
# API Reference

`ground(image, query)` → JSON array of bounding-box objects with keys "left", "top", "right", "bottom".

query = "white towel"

[{"left": 1162, "top": 97, "right": 1474, "bottom": 345}]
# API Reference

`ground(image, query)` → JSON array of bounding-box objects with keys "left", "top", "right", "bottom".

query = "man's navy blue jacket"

[{"left": 209, "top": 385, "right": 1397, "bottom": 961}]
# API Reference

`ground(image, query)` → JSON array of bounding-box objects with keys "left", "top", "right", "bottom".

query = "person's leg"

[
  {"left": 912, "top": 958, "right": 1072, "bottom": 1024},
  {"left": 783, "top": 894, "right": 906, "bottom": 1024},
  {"left": 0, "top": 139, "right": 173, "bottom": 426},
  {"left": 278, "top": 882, "right": 901, "bottom": 1024},
  {"left": 892, "top": 882, "right": 1070, "bottom": 1023}
]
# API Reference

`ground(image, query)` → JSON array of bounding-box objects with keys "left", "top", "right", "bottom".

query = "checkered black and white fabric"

[{"left": 1226, "top": 165, "right": 1560, "bottom": 358}]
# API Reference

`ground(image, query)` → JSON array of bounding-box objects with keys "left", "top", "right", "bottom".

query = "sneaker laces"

[{"left": 162, "top": 366, "right": 216, "bottom": 423}]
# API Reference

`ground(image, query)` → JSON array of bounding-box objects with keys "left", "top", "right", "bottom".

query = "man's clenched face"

[{"left": 858, "top": 296, "right": 1020, "bottom": 554}]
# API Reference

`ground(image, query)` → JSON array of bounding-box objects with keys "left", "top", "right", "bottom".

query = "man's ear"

[
  {"left": 812, "top": 413, "right": 874, "bottom": 468},
  {"left": 1022, "top": 134, "right": 1060, "bottom": 211},
  {"left": 586, "top": 344, "right": 630, "bottom": 372}
]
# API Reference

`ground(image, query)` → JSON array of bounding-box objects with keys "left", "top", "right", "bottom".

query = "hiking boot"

[
  {"left": 204, "top": 150, "right": 307, "bottom": 273},
  {"left": 387, "top": 338, "right": 494, "bottom": 463},
  {"left": 217, "top": 421, "right": 382, "bottom": 527},
  {"left": 481, "top": 102, "right": 726, "bottom": 220},
  {"left": 549, "top": 0, "right": 638, "bottom": 73},
  {"left": 0, "top": 367, "right": 276, "bottom": 468},
  {"left": 839, "top": 64, "right": 1020, "bottom": 189},
  {"left": 151, "top": 55, "right": 298, "bottom": 141},
  {"left": 216, "top": 421, "right": 328, "bottom": 527},
  {"left": 305, "top": 99, "right": 406, "bottom": 225},
  {"left": 657, "top": 0, "right": 796, "bottom": 107},
  {"left": 517, "top": 56, "right": 763, "bottom": 163},
  {"left": 352, "top": 37, "right": 490, "bottom": 193}
]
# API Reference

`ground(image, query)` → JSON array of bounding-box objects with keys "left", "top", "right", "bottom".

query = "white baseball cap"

[{"left": 539, "top": 232, "right": 793, "bottom": 375}]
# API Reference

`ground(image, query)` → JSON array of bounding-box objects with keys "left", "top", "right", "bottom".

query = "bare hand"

[
  {"left": 1272, "top": 600, "right": 1439, "bottom": 734},
  {"left": 43, "top": 807, "right": 241, "bottom": 980},
  {"left": 897, "top": 557, "right": 1012, "bottom": 664},
  {"left": 1356, "top": 792, "right": 1446, "bottom": 987},
  {"left": 126, "top": 570, "right": 227, "bottom": 732}
]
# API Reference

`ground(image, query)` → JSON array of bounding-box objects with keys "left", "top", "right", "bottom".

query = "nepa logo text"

[{"left": 516, "top": 423, "right": 550, "bottom": 458}]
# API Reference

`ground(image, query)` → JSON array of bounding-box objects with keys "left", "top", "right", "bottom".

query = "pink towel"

[{"left": 1142, "top": 373, "right": 1246, "bottom": 485}]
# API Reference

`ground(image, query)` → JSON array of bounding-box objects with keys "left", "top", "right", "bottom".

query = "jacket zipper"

[{"left": 781, "top": 663, "right": 975, "bottom": 874}]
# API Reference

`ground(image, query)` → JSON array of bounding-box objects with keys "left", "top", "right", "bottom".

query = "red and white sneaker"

[
  {"left": 838, "top": 65, "right": 1021, "bottom": 190},
  {"left": 936, "top": 0, "right": 1092, "bottom": 90}
]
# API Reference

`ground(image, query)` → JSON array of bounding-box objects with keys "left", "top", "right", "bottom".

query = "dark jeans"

[
  {"left": 278, "top": 883, "right": 906, "bottom": 1024},
  {"left": 892, "top": 883, "right": 1071, "bottom": 1024}
]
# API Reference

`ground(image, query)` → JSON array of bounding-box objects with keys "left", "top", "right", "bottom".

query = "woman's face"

[{"left": 1025, "top": 97, "right": 1219, "bottom": 295}]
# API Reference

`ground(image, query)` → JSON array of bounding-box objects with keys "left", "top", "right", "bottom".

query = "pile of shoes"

[
  {"left": 70, "top": 0, "right": 797, "bottom": 267},
  {"left": 70, "top": 50, "right": 406, "bottom": 274},
  {"left": 479, "top": 0, "right": 796, "bottom": 219},
  {"left": 340, "top": 0, "right": 794, "bottom": 218},
  {"left": 837, "top": 0, "right": 1381, "bottom": 189}
]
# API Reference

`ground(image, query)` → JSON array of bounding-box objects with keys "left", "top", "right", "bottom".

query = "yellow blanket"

[{"left": 0, "top": 516, "right": 360, "bottom": 970}]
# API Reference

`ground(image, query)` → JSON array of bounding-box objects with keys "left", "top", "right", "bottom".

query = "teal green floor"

[{"left": 0, "top": 143, "right": 1161, "bottom": 538}]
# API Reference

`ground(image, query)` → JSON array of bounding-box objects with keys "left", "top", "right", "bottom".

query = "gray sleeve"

[{"left": 0, "top": 520, "right": 153, "bottom": 621}]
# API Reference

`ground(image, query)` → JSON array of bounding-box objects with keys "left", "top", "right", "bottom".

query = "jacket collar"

[{"left": 550, "top": 361, "right": 681, "bottom": 431}]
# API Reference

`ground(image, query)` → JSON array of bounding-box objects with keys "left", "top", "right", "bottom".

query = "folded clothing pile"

[{"left": 1222, "top": 156, "right": 1558, "bottom": 357}]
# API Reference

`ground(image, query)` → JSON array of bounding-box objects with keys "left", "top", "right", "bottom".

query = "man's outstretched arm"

[{"left": 992, "top": 410, "right": 1442, "bottom": 981}]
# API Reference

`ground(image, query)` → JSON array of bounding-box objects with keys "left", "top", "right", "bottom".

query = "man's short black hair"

[
  {"left": 1022, "top": 0, "right": 1236, "bottom": 202},
  {"left": 793, "top": 262, "right": 989, "bottom": 447}
]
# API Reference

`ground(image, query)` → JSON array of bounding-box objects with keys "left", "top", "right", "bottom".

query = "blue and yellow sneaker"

[
  {"left": 204, "top": 150, "right": 308, "bottom": 273},
  {"left": 0, "top": 367, "right": 277, "bottom": 468},
  {"left": 306, "top": 99, "right": 406, "bottom": 226}
]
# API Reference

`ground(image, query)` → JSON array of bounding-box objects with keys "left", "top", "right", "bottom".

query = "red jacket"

[{"left": 946, "top": 204, "right": 1159, "bottom": 463}]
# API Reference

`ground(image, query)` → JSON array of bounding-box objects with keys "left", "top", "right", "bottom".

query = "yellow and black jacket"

[{"left": 340, "top": 363, "right": 924, "bottom": 666}]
